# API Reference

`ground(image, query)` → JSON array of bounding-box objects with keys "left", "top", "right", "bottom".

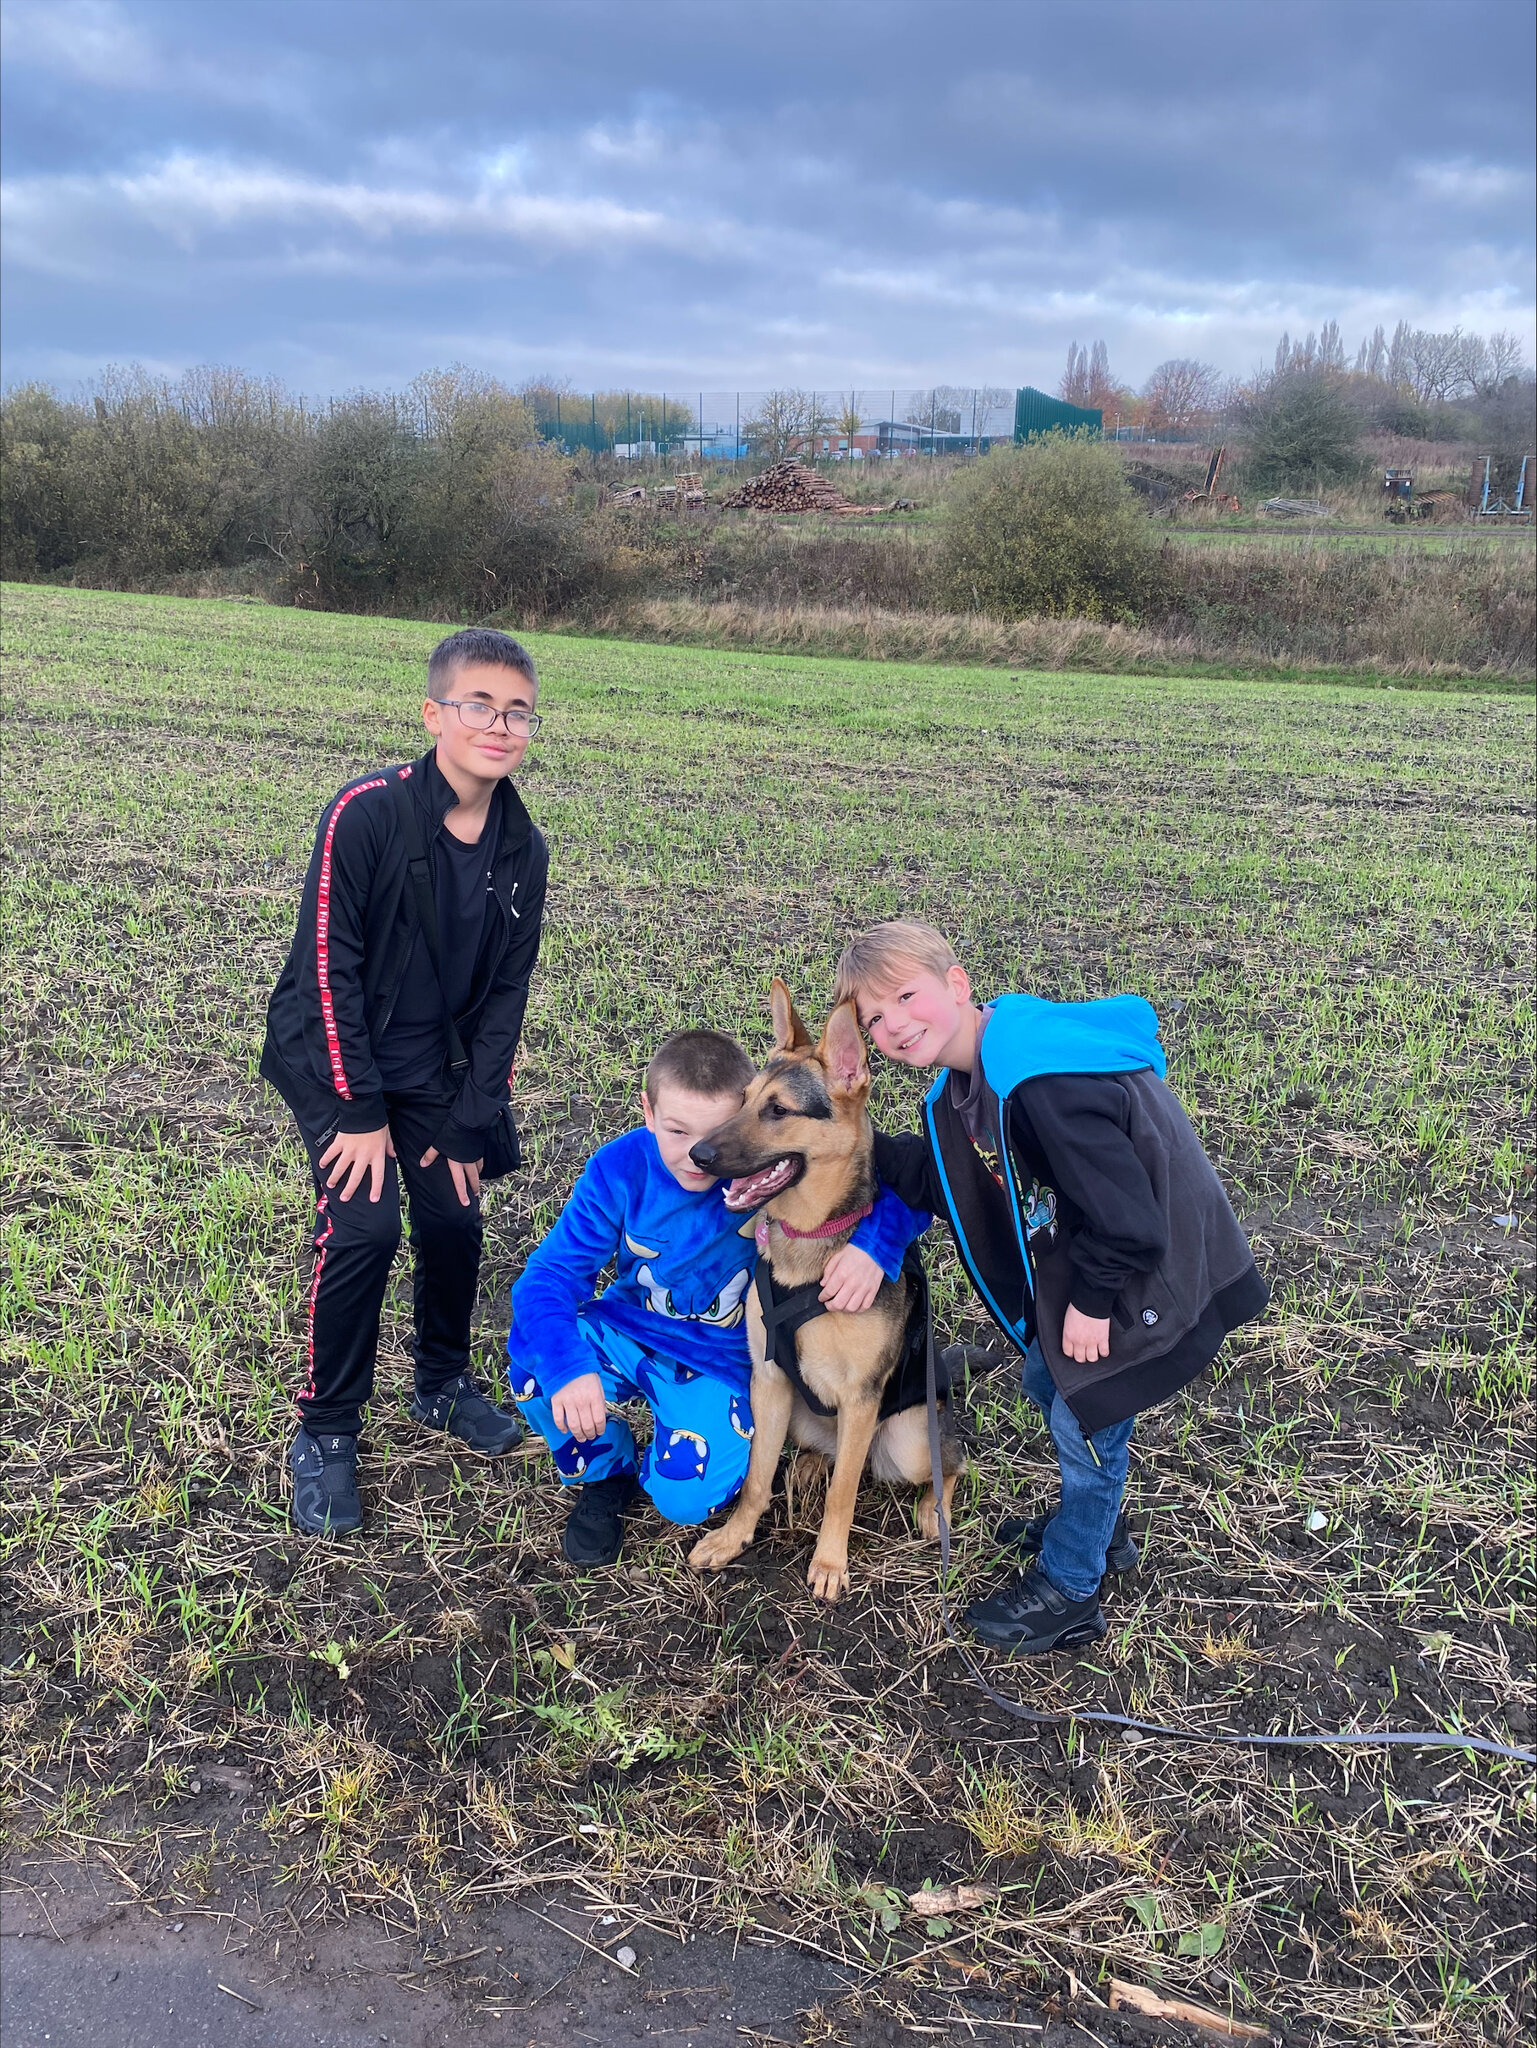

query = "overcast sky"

[{"left": 2, "top": 0, "right": 1532, "bottom": 401}]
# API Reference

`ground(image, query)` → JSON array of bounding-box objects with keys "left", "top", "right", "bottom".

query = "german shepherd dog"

[{"left": 686, "top": 981, "right": 964, "bottom": 1602}]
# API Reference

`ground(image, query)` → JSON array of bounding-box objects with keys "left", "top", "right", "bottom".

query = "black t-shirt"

[
  {"left": 949, "top": 1005, "right": 1006, "bottom": 1190},
  {"left": 376, "top": 809, "right": 501, "bottom": 1089},
  {"left": 948, "top": 1006, "right": 1060, "bottom": 1251}
]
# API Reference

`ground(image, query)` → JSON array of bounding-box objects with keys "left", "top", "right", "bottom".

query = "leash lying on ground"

[{"left": 921, "top": 1304, "right": 1537, "bottom": 1766}]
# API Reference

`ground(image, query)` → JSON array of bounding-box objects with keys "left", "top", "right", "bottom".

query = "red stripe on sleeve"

[{"left": 315, "top": 777, "right": 388, "bottom": 1098}]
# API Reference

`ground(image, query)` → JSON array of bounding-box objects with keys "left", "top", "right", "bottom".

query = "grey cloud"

[{"left": 1, "top": 0, "right": 1531, "bottom": 393}]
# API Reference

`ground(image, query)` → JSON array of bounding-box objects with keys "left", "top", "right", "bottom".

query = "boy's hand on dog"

[
  {"left": 1062, "top": 1305, "right": 1111, "bottom": 1364},
  {"left": 320, "top": 1125, "right": 395, "bottom": 1203},
  {"left": 419, "top": 1148, "right": 482, "bottom": 1207},
  {"left": 819, "top": 1244, "right": 883, "bottom": 1314},
  {"left": 552, "top": 1372, "right": 608, "bottom": 1443}
]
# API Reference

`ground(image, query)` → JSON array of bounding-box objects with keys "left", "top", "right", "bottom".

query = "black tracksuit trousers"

[{"left": 293, "top": 1092, "right": 483, "bottom": 1437}]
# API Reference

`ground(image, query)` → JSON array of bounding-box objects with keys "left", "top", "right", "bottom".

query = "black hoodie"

[
  {"left": 260, "top": 749, "right": 547, "bottom": 1160},
  {"left": 871, "top": 994, "right": 1267, "bottom": 1432}
]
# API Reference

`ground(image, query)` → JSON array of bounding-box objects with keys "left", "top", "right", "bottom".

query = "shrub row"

[{"left": 4, "top": 372, "right": 1532, "bottom": 676}]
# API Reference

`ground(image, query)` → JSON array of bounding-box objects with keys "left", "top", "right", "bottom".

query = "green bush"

[
  {"left": 1239, "top": 373, "right": 1365, "bottom": 495},
  {"left": 935, "top": 433, "right": 1156, "bottom": 621}
]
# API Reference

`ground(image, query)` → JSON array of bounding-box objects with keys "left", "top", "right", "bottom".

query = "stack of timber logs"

[{"left": 722, "top": 461, "right": 850, "bottom": 512}]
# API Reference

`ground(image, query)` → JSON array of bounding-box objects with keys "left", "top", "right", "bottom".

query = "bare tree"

[
  {"left": 1060, "top": 342, "right": 1090, "bottom": 405},
  {"left": 905, "top": 389, "right": 963, "bottom": 434},
  {"left": 1479, "top": 330, "right": 1529, "bottom": 392},
  {"left": 1354, "top": 325, "right": 1389, "bottom": 379},
  {"left": 1141, "top": 358, "right": 1223, "bottom": 434},
  {"left": 1059, "top": 343, "right": 1116, "bottom": 410},
  {"left": 948, "top": 385, "right": 1013, "bottom": 440},
  {"left": 1386, "top": 320, "right": 1413, "bottom": 389},
  {"left": 1085, "top": 341, "right": 1117, "bottom": 409},
  {"left": 1401, "top": 328, "right": 1473, "bottom": 403},
  {"left": 743, "top": 388, "right": 812, "bottom": 459},
  {"left": 802, "top": 390, "right": 835, "bottom": 456}
]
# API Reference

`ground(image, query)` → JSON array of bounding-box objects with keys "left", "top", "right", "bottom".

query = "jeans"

[
  {"left": 1021, "top": 1339, "right": 1136, "bottom": 1601},
  {"left": 292, "top": 1091, "right": 483, "bottom": 1437},
  {"left": 509, "top": 1318, "right": 753, "bottom": 1526}
]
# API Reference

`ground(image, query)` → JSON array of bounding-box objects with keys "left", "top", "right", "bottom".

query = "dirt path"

[{"left": 2, "top": 1861, "right": 1125, "bottom": 2048}]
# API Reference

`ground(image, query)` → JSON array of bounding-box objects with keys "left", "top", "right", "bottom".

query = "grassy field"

[{"left": 2, "top": 584, "right": 1534, "bottom": 2043}]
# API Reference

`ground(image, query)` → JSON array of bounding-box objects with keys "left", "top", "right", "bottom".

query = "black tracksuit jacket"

[{"left": 260, "top": 749, "right": 547, "bottom": 1159}]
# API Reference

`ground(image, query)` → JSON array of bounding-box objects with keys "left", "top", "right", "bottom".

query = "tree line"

[
  {"left": 1061, "top": 322, "right": 1533, "bottom": 441},
  {"left": 0, "top": 366, "right": 615, "bottom": 611},
  {"left": 3, "top": 336, "right": 1532, "bottom": 611}
]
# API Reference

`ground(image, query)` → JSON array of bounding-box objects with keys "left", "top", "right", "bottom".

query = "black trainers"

[
  {"left": 995, "top": 1507, "right": 1139, "bottom": 1575},
  {"left": 562, "top": 1473, "right": 639, "bottom": 1566},
  {"left": 410, "top": 1374, "right": 523, "bottom": 1455},
  {"left": 965, "top": 1565, "right": 1107, "bottom": 1655},
  {"left": 290, "top": 1429, "right": 363, "bottom": 1537}
]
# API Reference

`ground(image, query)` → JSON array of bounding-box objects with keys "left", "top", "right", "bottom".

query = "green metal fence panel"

[{"left": 1014, "top": 387, "right": 1103, "bottom": 440}]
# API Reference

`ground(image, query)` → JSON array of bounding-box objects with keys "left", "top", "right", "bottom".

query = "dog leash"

[{"left": 921, "top": 1302, "right": 1536, "bottom": 1766}]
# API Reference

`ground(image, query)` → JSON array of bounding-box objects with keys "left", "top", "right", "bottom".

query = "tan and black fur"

[{"left": 687, "top": 981, "right": 964, "bottom": 1602}]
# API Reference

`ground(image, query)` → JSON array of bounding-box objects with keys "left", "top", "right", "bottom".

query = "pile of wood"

[{"left": 722, "top": 461, "right": 850, "bottom": 513}]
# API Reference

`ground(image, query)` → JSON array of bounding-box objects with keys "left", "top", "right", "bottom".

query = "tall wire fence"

[{"left": 522, "top": 387, "right": 1019, "bottom": 465}]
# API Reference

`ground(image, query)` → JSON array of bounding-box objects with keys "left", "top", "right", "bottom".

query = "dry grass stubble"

[{"left": 1, "top": 587, "right": 1533, "bottom": 2042}]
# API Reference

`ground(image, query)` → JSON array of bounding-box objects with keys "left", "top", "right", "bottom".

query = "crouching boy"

[
  {"left": 507, "top": 1029, "right": 930, "bottom": 1565},
  {"left": 834, "top": 922, "right": 1268, "bottom": 1655}
]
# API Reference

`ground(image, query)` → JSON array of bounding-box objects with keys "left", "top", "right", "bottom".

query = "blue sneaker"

[{"left": 290, "top": 1429, "right": 362, "bottom": 1537}]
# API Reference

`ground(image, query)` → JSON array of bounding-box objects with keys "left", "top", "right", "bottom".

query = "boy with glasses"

[{"left": 261, "top": 628, "right": 548, "bottom": 1535}]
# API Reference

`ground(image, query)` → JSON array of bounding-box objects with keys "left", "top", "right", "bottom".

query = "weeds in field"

[{"left": 0, "top": 586, "right": 1532, "bottom": 2042}]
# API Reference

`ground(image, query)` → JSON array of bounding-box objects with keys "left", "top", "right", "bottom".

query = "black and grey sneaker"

[
  {"left": 965, "top": 1565, "right": 1107, "bottom": 1655},
  {"left": 561, "top": 1473, "right": 639, "bottom": 1566},
  {"left": 410, "top": 1374, "right": 523, "bottom": 1456},
  {"left": 290, "top": 1429, "right": 363, "bottom": 1537},
  {"left": 995, "top": 1507, "right": 1139, "bottom": 1575}
]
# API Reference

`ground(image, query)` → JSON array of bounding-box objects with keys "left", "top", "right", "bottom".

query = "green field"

[{"left": 3, "top": 584, "right": 1534, "bottom": 2042}]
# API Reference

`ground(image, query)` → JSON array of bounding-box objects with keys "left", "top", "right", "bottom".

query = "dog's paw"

[
  {"left": 790, "top": 1450, "right": 829, "bottom": 1490},
  {"left": 689, "top": 1524, "right": 750, "bottom": 1574},
  {"left": 916, "top": 1493, "right": 942, "bottom": 1541},
  {"left": 807, "top": 1551, "right": 850, "bottom": 1603}
]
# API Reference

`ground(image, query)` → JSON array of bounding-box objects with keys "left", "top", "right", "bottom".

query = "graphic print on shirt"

[
  {"left": 1022, "top": 1179, "right": 1058, "bottom": 1245},
  {"left": 969, "top": 1122, "right": 1007, "bottom": 1192},
  {"left": 635, "top": 1259, "right": 752, "bottom": 1328}
]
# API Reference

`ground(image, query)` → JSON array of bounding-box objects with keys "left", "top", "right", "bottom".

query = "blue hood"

[{"left": 978, "top": 993, "right": 1166, "bottom": 1097}]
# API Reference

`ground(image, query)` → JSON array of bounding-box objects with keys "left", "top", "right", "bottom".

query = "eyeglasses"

[{"left": 438, "top": 699, "right": 543, "bottom": 737}]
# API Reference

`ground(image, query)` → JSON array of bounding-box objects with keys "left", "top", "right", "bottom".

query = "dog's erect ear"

[
  {"left": 818, "top": 1001, "right": 870, "bottom": 1095},
  {"left": 769, "top": 978, "right": 814, "bottom": 1052}
]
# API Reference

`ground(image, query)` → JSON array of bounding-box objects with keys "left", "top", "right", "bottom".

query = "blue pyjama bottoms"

[{"left": 508, "top": 1317, "right": 753, "bottom": 1526}]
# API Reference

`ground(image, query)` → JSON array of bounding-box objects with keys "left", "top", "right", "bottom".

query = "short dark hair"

[
  {"left": 427, "top": 627, "right": 538, "bottom": 700},
  {"left": 645, "top": 1029, "right": 754, "bottom": 1106}
]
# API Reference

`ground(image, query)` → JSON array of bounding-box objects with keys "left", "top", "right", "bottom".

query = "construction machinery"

[
  {"left": 1382, "top": 469, "right": 1463, "bottom": 522},
  {"left": 1474, "top": 453, "right": 1531, "bottom": 520},
  {"left": 1183, "top": 444, "right": 1240, "bottom": 512},
  {"left": 1382, "top": 468, "right": 1414, "bottom": 519}
]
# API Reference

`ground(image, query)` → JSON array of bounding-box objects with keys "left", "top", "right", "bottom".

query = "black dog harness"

[{"left": 753, "top": 1246, "right": 948, "bottom": 1421}]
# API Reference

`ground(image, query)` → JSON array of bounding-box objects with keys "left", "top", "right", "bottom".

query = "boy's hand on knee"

[
  {"left": 820, "top": 1244, "right": 883, "bottom": 1315},
  {"left": 552, "top": 1372, "right": 608, "bottom": 1443},
  {"left": 1062, "top": 1305, "right": 1111, "bottom": 1364},
  {"left": 319, "top": 1125, "right": 395, "bottom": 1203},
  {"left": 419, "top": 1148, "right": 482, "bottom": 1206}
]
